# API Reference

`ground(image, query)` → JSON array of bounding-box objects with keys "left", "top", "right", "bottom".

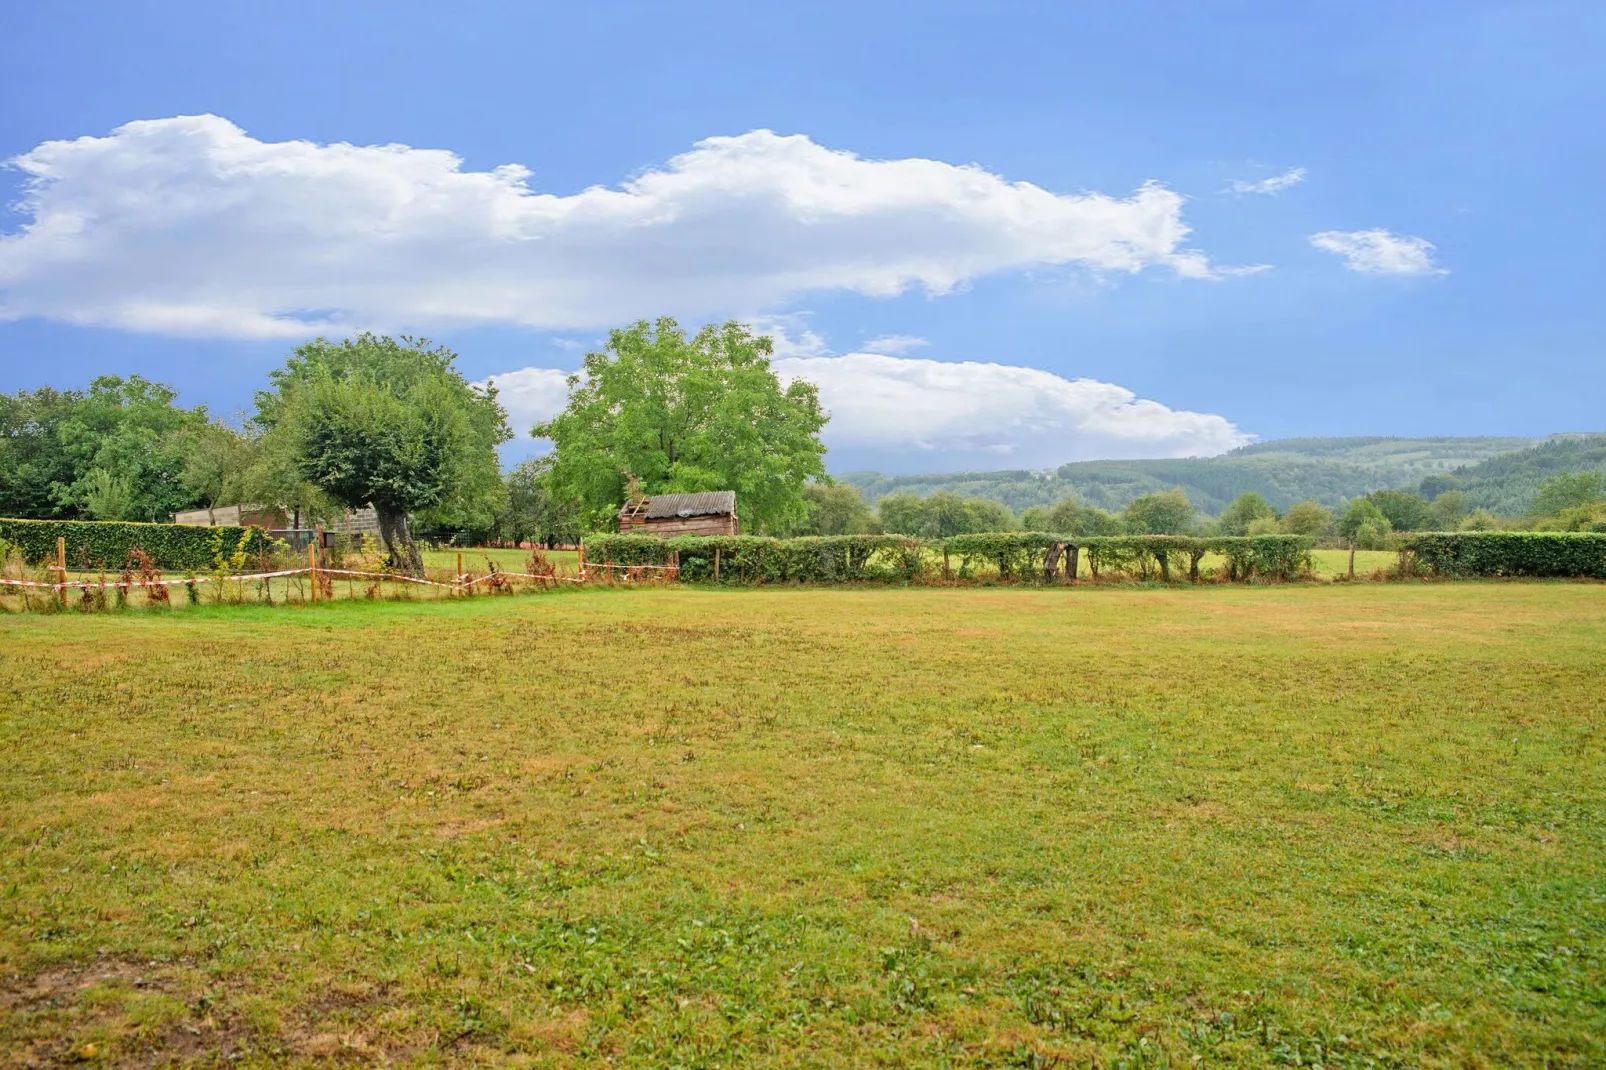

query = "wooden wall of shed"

[{"left": 620, "top": 514, "right": 738, "bottom": 537}]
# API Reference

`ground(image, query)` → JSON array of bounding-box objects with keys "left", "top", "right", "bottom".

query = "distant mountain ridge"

[{"left": 837, "top": 435, "right": 1603, "bottom": 516}]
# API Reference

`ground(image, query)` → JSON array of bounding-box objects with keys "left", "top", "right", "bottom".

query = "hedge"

[
  {"left": 1403, "top": 532, "right": 1606, "bottom": 579},
  {"left": 0, "top": 517, "right": 270, "bottom": 572},
  {"left": 583, "top": 533, "right": 925, "bottom": 583},
  {"left": 582, "top": 532, "right": 1316, "bottom": 584}
]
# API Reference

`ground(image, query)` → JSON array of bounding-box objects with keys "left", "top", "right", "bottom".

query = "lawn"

[{"left": 2, "top": 585, "right": 1602, "bottom": 1066}]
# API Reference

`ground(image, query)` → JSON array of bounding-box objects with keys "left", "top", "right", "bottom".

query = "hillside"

[
  {"left": 1424, "top": 434, "right": 1606, "bottom": 514},
  {"left": 839, "top": 435, "right": 1544, "bottom": 516}
]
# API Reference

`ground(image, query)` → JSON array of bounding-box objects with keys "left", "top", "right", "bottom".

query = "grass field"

[{"left": 2, "top": 585, "right": 1602, "bottom": 1066}]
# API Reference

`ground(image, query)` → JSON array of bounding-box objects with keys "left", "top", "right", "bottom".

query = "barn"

[{"left": 618, "top": 491, "right": 738, "bottom": 537}]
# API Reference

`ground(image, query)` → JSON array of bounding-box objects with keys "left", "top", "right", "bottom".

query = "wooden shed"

[{"left": 618, "top": 491, "right": 738, "bottom": 537}]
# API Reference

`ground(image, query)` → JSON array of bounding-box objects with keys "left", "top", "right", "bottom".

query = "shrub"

[
  {"left": 0, "top": 518, "right": 269, "bottom": 571},
  {"left": 582, "top": 533, "right": 926, "bottom": 584},
  {"left": 582, "top": 532, "right": 1316, "bottom": 585},
  {"left": 1404, "top": 532, "right": 1606, "bottom": 579}
]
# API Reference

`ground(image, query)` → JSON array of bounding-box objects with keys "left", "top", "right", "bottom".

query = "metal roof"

[{"left": 640, "top": 491, "right": 737, "bottom": 519}]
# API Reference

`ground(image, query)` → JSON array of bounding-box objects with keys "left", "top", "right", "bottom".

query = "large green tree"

[
  {"left": 1123, "top": 489, "right": 1195, "bottom": 534},
  {"left": 796, "top": 483, "right": 876, "bottom": 536},
  {"left": 0, "top": 377, "right": 216, "bottom": 522},
  {"left": 1218, "top": 491, "right": 1278, "bottom": 535},
  {"left": 532, "top": 318, "right": 828, "bottom": 534},
  {"left": 256, "top": 334, "right": 510, "bottom": 573}
]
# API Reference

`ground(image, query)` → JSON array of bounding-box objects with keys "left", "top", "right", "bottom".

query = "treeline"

[
  {"left": 839, "top": 435, "right": 1605, "bottom": 517},
  {"left": 792, "top": 475, "right": 1606, "bottom": 545}
]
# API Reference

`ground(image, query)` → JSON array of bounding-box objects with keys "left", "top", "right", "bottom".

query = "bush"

[
  {"left": 583, "top": 532, "right": 1316, "bottom": 585},
  {"left": 0, "top": 518, "right": 268, "bottom": 572},
  {"left": 1404, "top": 532, "right": 1606, "bottom": 579},
  {"left": 582, "top": 533, "right": 926, "bottom": 583}
]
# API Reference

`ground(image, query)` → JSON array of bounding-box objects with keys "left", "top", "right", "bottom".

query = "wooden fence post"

[
  {"left": 457, "top": 552, "right": 464, "bottom": 596},
  {"left": 56, "top": 536, "right": 67, "bottom": 608},
  {"left": 714, "top": 547, "right": 721, "bottom": 582},
  {"left": 1348, "top": 541, "right": 1356, "bottom": 579},
  {"left": 308, "top": 541, "right": 318, "bottom": 603},
  {"left": 577, "top": 544, "right": 587, "bottom": 582},
  {"left": 1068, "top": 544, "right": 1079, "bottom": 581}
]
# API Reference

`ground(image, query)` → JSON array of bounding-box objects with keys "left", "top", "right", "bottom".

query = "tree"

[
  {"left": 1426, "top": 489, "right": 1469, "bottom": 531},
  {"left": 1280, "top": 500, "right": 1334, "bottom": 538},
  {"left": 1047, "top": 497, "right": 1123, "bottom": 536},
  {"left": 256, "top": 334, "right": 510, "bottom": 574},
  {"left": 532, "top": 318, "right": 827, "bottom": 534},
  {"left": 1123, "top": 489, "right": 1195, "bottom": 534},
  {"left": 177, "top": 420, "right": 258, "bottom": 521},
  {"left": 797, "top": 483, "right": 875, "bottom": 536},
  {"left": 500, "top": 457, "right": 582, "bottom": 547},
  {"left": 1338, "top": 497, "right": 1388, "bottom": 542},
  {"left": 875, "top": 493, "right": 927, "bottom": 536},
  {"left": 1368, "top": 490, "right": 1431, "bottom": 532},
  {"left": 1218, "top": 492, "right": 1278, "bottom": 536},
  {"left": 0, "top": 377, "right": 215, "bottom": 522},
  {"left": 0, "top": 386, "right": 82, "bottom": 519},
  {"left": 1530, "top": 471, "right": 1605, "bottom": 517}
]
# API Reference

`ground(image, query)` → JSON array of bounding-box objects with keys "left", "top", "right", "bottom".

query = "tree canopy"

[
  {"left": 532, "top": 318, "right": 827, "bottom": 534},
  {"left": 255, "top": 334, "right": 509, "bottom": 572},
  {"left": 0, "top": 377, "right": 215, "bottom": 522},
  {"left": 1122, "top": 489, "right": 1196, "bottom": 534}
]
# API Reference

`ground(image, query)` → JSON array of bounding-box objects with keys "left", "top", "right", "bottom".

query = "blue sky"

[{"left": 1, "top": 1, "right": 1602, "bottom": 473}]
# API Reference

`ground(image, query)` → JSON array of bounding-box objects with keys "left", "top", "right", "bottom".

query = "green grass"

[
  {"left": 421, "top": 547, "right": 580, "bottom": 573},
  {"left": 2, "top": 585, "right": 1603, "bottom": 1066}
]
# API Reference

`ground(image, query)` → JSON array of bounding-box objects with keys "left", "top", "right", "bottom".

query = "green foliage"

[
  {"left": 0, "top": 376, "right": 219, "bottom": 523},
  {"left": 1218, "top": 492, "right": 1277, "bottom": 535},
  {"left": 584, "top": 533, "right": 924, "bottom": 583},
  {"left": 795, "top": 483, "right": 876, "bottom": 536},
  {"left": 256, "top": 334, "right": 510, "bottom": 571},
  {"left": 0, "top": 518, "right": 268, "bottom": 571},
  {"left": 1530, "top": 471, "right": 1605, "bottom": 517},
  {"left": 875, "top": 490, "right": 1016, "bottom": 537},
  {"left": 499, "top": 458, "right": 582, "bottom": 547},
  {"left": 1279, "top": 500, "right": 1334, "bottom": 537},
  {"left": 1338, "top": 497, "right": 1387, "bottom": 540},
  {"left": 584, "top": 531, "right": 1314, "bottom": 585},
  {"left": 842, "top": 438, "right": 1531, "bottom": 517},
  {"left": 1122, "top": 489, "right": 1195, "bottom": 534},
  {"left": 1367, "top": 489, "right": 1431, "bottom": 532},
  {"left": 1405, "top": 532, "right": 1606, "bottom": 578},
  {"left": 1431, "top": 434, "right": 1606, "bottom": 515},
  {"left": 1426, "top": 489, "right": 1470, "bottom": 530},
  {"left": 533, "top": 318, "right": 827, "bottom": 534}
]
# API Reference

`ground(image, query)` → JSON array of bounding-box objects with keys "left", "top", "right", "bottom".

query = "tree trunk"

[
  {"left": 1043, "top": 543, "right": 1062, "bottom": 583},
  {"left": 1067, "top": 544, "right": 1079, "bottom": 581},
  {"left": 376, "top": 505, "right": 423, "bottom": 576}
]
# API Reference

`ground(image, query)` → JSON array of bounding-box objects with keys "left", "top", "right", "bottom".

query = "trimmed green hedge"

[
  {"left": 0, "top": 517, "right": 270, "bottom": 572},
  {"left": 583, "top": 534, "right": 925, "bottom": 583},
  {"left": 583, "top": 532, "right": 1315, "bottom": 584},
  {"left": 1404, "top": 532, "right": 1606, "bottom": 578}
]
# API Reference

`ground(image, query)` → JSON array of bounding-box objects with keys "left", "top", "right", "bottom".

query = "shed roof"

[{"left": 640, "top": 491, "right": 737, "bottom": 520}]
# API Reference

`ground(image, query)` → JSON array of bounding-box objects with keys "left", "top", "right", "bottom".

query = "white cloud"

[
  {"left": 0, "top": 115, "right": 1237, "bottom": 339},
  {"left": 778, "top": 353, "right": 1249, "bottom": 462},
  {"left": 860, "top": 334, "right": 929, "bottom": 355},
  {"left": 1309, "top": 229, "right": 1447, "bottom": 275},
  {"left": 1228, "top": 167, "right": 1306, "bottom": 195},
  {"left": 483, "top": 351, "right": 1249, "bottom": 465},
  {"left": 477, "top": 367, "right": 573, "bottom": 437}
]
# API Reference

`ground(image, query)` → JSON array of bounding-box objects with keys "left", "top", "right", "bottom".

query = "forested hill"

[
  {"left": 1429, "top": 434, "right": 1606, "bottom": 514},
  {"left": 838, "top": 436, "right": 1543, "bottom": 516}
]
